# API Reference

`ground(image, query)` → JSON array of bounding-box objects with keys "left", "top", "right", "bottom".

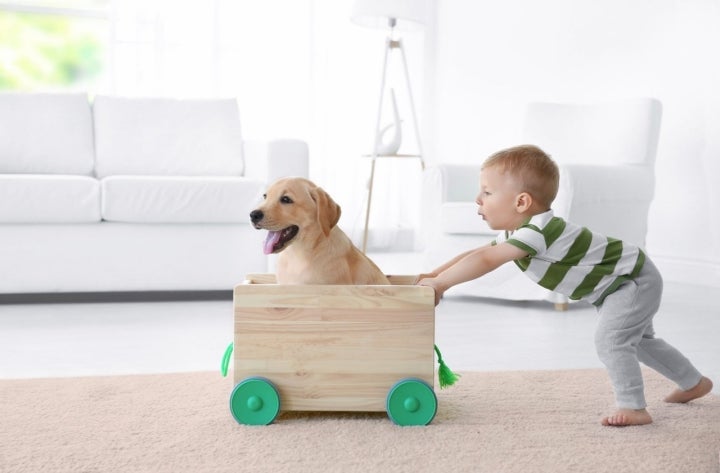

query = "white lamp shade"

[{"left": 350, "top": 0, "right": 428, "bottom": 30}]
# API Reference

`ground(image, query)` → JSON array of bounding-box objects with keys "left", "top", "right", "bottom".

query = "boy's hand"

[
  {"left": 413, "top": 272, "right": 437, "bottom": 284},
  {"left": 416, "top": 277, "right": 446, "bottom": 306}
]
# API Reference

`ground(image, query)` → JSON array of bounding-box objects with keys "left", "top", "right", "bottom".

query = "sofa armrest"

[
  {"left": 557, "top": 164, "right": 655, "bottom": 247},
  {"left": 423, "top": 162, "right": 655, "bottom": 249},
  {"left": 432, "top": 164, "right": 482, "bottom": 202},
  {"left": 420, "top": 164, "right": 488, "bottom": 249},
  {"left": 560, "top": 164, "right": 654, "bottom": 204},
  {"left": 243, "top": 139, "right": 309, "bottom": 184}
]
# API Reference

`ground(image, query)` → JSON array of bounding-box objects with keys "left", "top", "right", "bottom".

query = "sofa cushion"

[
  {"left": 93, "top": 96, "right": 244, "bottom": 178},
  {"left": 0, "top": 175, "right": 100, "bottom": 222},
  {"left": 101, "top": 176, "right": 264, "bottom": 223},
  {"left": 0, "top": 93, "right": 94, "bottom": 175},
  {"left": 440, "top": 202, "right": 496, "bottom": 235}
]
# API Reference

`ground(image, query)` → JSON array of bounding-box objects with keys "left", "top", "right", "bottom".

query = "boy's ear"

[{"left": 515, "top": 192, "right": 533, "bottom": 212}]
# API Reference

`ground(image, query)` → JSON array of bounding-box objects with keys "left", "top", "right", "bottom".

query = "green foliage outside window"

[{"left": 0, "top": 10, "right": 106, "bottom": 90}]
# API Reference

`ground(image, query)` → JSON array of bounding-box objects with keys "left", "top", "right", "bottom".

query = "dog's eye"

[
  {"left": 280, "top": 195, "right": 293, "bottom": 204},
  {"left": 262, "top": 194, "right": 267, "bottom": 199}
]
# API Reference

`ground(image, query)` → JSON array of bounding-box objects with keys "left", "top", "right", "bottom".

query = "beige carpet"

[{"left": 1, "top": 369, "right": 718, "bottom": 473}]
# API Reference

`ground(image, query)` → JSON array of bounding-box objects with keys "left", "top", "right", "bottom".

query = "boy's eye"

[
  {"left": 280, "top": 195, "right": 293, "bottom": 204},
  {"left": 262, "top": 193, "right": 267, "bottom": 199}
]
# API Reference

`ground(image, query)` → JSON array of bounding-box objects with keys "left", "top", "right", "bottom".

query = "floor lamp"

[{"left": 351, "top": 0, "right": 428, "bottom": 253}]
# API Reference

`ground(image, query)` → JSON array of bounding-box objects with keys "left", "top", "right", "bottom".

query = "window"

[{"left": 0, "top": 1, "right": 109, "bottom": 91}]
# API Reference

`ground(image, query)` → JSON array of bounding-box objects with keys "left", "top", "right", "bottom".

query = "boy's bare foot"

[
  {"left": 664, "top": 376, "right": 713, "bottom": 404},
  {"left": 601, "top": 408, "right": 653, "bottom": 427}
]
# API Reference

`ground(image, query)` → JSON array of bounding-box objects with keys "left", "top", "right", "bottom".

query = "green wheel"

[
  {"left": 229, "top": 377, "right": 280, "bottom": 425},
  {"left": 386, "top": 378, "right": 437, "bottom": 426}
]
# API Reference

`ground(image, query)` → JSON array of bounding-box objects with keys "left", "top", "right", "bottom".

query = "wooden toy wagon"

[{"left": 225, "top": 274, "right": 441, "bottom": 426}]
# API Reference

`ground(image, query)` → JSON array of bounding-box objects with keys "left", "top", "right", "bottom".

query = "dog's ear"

[{"left": 311, "top": 186, "right": 341, "bottom": 237}]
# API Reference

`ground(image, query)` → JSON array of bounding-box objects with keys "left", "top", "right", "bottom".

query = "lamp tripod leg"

[
  {"left": 361, "top": 157, "right": 377, "bottom": 254},
  {"left": 397, "top": 39, "right": 424, "bottom": 167},
  {"left": 362, "top": 38, "right": 392, "bottom": 254}
]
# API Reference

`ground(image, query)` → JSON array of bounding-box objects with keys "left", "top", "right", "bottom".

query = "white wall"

[{"left": 427, "top": 0, "right": 720, "bottom": 286}]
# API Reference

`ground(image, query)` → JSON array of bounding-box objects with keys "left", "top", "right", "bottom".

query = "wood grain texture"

[{"left": 233, "top": 275, "right": 435, "bottom": 412}]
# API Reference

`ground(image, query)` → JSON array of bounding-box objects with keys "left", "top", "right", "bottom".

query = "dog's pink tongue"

[{"left": 263, "top": 231, "right": 281, "bottom": 255}]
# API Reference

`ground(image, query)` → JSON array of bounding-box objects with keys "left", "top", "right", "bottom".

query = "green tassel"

[
  {"left": 434, "top": 344, "right": 460, "bottom": 388},
  {"left": 220, "top": 342, "right": 234, "bottom": 377}
]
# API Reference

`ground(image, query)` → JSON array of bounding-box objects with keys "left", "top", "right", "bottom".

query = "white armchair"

[{"left": 421, "top": 98, "right": 662, "bottom": 309}]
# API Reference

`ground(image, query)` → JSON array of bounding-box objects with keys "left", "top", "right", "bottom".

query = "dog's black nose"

[{"left": 250, "top": 209, "right": 264, "bottom": 223}]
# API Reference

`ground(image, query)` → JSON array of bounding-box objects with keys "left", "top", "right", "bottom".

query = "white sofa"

[
  {"left": 421, "top": 98, "right": 662, "bottom": 308},
  {"left": 0, "top": 93, "right": 308, "bottom": 294}
]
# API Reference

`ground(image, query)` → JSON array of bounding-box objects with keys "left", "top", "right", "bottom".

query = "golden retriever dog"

[{"left": 250, "top": 177, "right": 390, "bottom": 285}]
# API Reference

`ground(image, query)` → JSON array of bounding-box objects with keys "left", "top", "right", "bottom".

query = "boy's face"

[{"left": 476, "top": 166, "right": 527, "bottom": 231}]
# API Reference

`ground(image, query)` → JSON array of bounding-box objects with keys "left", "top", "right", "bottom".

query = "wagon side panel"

[{"left": 233, "top": 284, "right": 435, "bottom": 412}]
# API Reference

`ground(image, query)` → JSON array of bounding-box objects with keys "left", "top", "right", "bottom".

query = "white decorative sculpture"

[{"left": 375, "top": 88, "right": 402, "bottom": 156}]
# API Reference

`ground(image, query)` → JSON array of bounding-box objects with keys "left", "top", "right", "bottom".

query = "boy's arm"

[
  {"left": 414, "top": 244, "right": 493, "bottom": 283},
  {"left": 417, "top": 242, "right": 528, "bottom": 305}
]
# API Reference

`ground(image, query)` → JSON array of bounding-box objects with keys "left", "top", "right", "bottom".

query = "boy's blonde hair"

[{"left": 482, "top": 144, "right": 559, "bottom": 208}]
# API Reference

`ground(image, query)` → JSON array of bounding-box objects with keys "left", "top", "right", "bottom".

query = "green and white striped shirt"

[{"left": 494, "top": 210, "right": 645, "bottom": 305}]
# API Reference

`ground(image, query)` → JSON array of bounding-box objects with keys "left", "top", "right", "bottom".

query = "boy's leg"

[
  {"left": 596, "top": 258, "right": 711, "bottom": 426},
  {"left": 594, "top": 263, "right": 668, "bottom": 426},
  {"left": 636, "top": 328, "right": 703, "bottom": 393},
  {"left": 595, "top": 278, "right": 652, "bottom": 412},
  {"left": 633, "top": 259, "right": 705, "bottom": 396}
]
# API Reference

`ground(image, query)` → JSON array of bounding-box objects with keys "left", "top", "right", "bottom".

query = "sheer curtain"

[{"left": 108, "top": 0, "right": 312, "bottom": 141}]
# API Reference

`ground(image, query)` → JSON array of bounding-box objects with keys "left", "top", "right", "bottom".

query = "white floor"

[{"left": 1, "top": 253, "right": 718, "bottom": 396}]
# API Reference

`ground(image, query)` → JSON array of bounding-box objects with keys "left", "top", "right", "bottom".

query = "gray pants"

[{"left": 594, "top": 257, "right": 703, "bottom": 409}]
